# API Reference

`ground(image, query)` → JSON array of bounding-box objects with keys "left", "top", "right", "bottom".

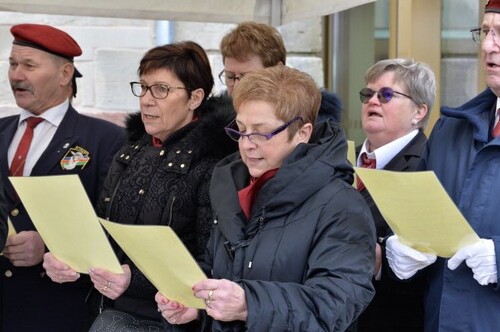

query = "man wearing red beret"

[
  {"left": 385, "top": 1, "right": 500, "bottom": 331},
  {"left": 0, "top": 24, "right": 125, "bottom": 331}
]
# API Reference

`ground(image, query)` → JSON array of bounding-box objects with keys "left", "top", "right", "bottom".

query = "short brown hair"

[
  {"left": 220, "top": 21, "right": 286, "bottom": 67},
  {"left": 364, "top": 58, "right": 436, "bottom": 129},
  {"left": 232, "top": 65, "right": 320, "bottom": 140},
  {"left": 138, "top": 41, "right": 214, "bottom": 105}
]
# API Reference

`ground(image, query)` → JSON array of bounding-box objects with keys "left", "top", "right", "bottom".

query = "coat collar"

[{"left": 440, "top": 88, "right": 497, "bottom": 142}]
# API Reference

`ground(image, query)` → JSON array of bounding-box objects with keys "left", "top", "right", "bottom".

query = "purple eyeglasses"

[
  {"left": 359, "top": 87, "right": 417, "bottom": 105},
  {"left": 224, "top": 116, "right": 303, "bottom": 144}
]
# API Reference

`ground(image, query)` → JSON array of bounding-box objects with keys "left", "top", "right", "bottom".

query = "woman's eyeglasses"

[
  {"left": 224, "top": 117, "right": 302, "bottom": 144},
  {"left": 359, "top": 87, "right": 416, "bottom": 104},
  {"left": 130, "top": 82, "right": 189, "bottom": 99}
]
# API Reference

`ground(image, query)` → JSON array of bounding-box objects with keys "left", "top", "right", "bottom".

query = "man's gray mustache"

[{"left": 11, "top": 82, "right": 33, "bottom": 93}]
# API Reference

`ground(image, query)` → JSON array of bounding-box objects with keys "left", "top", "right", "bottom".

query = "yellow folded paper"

[
  {"left": 7, "top": 218, "right": 16, "bottom": 236},
  {"left": 0, "top": 218, "right": 17, "bottom": 256},
  {"left": 9, "top": 175, "right": 122, "bottom": 274},
  {"left": 354, "top": 168, "right": 479, "bottom": 257},
  {"left": 347, "top": 140, "right": 356, "bottom": 187},
  {"left": 99, "top": 219, "right": 206, "bottom": 309}
]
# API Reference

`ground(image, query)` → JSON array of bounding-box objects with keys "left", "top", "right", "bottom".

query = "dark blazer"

[
  {"left": 0, "top": 175, "right": 6, "bottom": 251},
  {"left": 356, "top": 130, "right": 427, "bottom": 332},
  {"left": 0, "top": 105, "right": 125, "bottom": 332}
]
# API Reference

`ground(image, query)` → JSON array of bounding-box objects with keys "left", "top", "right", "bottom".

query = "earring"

[{"left": 412, "top": 119, "right": 418, "bottom": 125}]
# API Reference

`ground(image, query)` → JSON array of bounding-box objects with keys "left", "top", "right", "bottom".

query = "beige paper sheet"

[
  {"left": 347, "top": 140, "right": 356, "bottom": 187},
  {"left": 99, "top": 219, "right": 206, "bottom": 309},
  {"left": 0, "top": 218, "right": 17, "bottom": 255},
  {"left": 7, "top": 218, "right": 16, "bottom": 236},
  {"left": 354, "top": 168, "right": 479, "bottom": 257},
  {"left": 9, "top": 175, "right": 122, "bottom": 274}
]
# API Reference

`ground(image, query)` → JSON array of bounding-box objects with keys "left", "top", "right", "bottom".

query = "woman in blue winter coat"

[{"left": 156, "top": 65, "right": 376, "bottom": 331}]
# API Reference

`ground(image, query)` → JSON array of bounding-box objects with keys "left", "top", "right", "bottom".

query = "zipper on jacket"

[
  {"left": 168, "top": 196, "right": 176, "bottom": 226},
  {"left": 160, "top": 195, "right": 177, "bottom": 226},
  {"left": 105, "top": 176, "right": 123, "bottom": 220},
  {"left": 246, "top": 211, "right": 266, "bottom": 269}
]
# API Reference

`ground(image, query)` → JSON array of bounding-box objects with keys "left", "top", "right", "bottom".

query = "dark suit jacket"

[
  {"left": 0, "top": 176, "right": 6, "bottom": 251},
  {"left": 0, "top": 105, "right": 125, "bottom": 332},
  {"left": 357, "top": 130, "right": 427, "bottom": 332}
]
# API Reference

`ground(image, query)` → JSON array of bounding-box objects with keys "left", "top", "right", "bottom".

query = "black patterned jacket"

[{"left": 96, "top": 94, "right": 237, "bottom": 320}]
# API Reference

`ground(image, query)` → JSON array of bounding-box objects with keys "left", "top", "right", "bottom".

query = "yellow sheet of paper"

[
  {"left": 7, "top": 218, "right": 16, "bottom": 236},
  {"left": 347, "top": 140, "right": 356, "bottom": 187},
  {"left": 0, "top": 218, "right": 17, "bottom": 255},
  {"left": 347, "top": 140, "right": 356, "bottom": 166},
  {"left": 354, "top": 168, "right": 479, "bottom": 257},
  {"left": 9, "top": 175, "right": 122, "bottom": 274},
  {"left": 99, "top": 219, "right": 206, "bottom": 309}
]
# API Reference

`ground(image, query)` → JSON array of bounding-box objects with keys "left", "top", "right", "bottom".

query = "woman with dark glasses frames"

[
  {"left": 156, "top": 65, "right": 376, "bottom": 331},
  {"left": 43, "top": 41, "right": 238, "bottom": 329},
  {"left": 355, "top": 58, "right": 436, "bottom": 332}
]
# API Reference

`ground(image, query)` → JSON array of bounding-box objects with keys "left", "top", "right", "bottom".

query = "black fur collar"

[{"left": 125, "top": 94, "right": 237, "bottom": 159}]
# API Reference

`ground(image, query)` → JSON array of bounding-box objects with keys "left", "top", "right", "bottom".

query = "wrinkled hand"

[
  {"left": 193, "top": 278, "right": 247, "bottom": 322},
  {"left": 89, "top": 265, "right": 130, "bottom": 300},
  {"left": 386, "top": 235, "right": 437, "bottom": 280},
  {"left": 155, "top": 292, "right": 199, "bottom": 325},
  {"left": 43, "top": 252, "right": 80, "bottom": 283},
  {"left": 3, "top": 231, "right": 45, "bottom": 267},
  {"left": 448, "top": 239, "right": 497, "bottom": 286}
]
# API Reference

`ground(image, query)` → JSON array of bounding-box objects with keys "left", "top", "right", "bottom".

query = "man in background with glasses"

[
  {"left": 385, "top": 1, "right": 500, "bottom": 331},
  {"left": 218, "top": 21, "right": 342, "bottom": 124},
  {"left": 0, "top": 23, "right": 124, "bottom": 332}
]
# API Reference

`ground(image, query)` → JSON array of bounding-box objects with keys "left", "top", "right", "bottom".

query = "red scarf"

[{"left": 238, "top": 169, "right": 278, "bottom": 219}]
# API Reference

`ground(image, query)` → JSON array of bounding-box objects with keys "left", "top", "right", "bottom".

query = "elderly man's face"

[
  {"left": 8, "top": 44, "right": 69, "bottom": 115},
  {"left": 482, "top": 12, "right": 500, "bottom": 96}
]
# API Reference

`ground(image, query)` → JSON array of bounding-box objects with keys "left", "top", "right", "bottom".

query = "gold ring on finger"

[{"left": 208, "top": 289, "right": 214, "bottom": 301}]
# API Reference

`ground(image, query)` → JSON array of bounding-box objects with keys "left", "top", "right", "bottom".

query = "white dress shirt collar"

[{"left": 357, "top": 130, "right": 419, "bottom": 169}]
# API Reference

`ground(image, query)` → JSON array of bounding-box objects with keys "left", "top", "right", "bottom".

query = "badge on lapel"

[{"left": 60, "top": 146, "right": 90, "bottom": 170}]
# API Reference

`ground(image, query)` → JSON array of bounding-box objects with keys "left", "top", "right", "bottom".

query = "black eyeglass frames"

[{"left": 130, "top": 82, "right": 189, "bottom": 99}]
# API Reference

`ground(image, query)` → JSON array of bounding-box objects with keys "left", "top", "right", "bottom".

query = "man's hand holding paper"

[
  {"left": 448, "top": 239, "right": 497, "bottom": 286},
  {"left": 354, "top": 168, "right": 480, "bottom": 258},
  {"left": 386, "top": 235, "right": 437, "bottom": 279},
  {"left": 354, "top": 168, "right": 497, "bottom": 285},
  {"left": 4, "top": 231, "right": 45, "bottom": 267}
]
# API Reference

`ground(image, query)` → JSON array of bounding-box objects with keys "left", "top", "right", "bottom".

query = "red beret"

[
  {"left": 486, "top": 0, "right": 500, "bottom": 13},
  {"left": 10, "top": 23, "right": 82, "bottom": 60}
]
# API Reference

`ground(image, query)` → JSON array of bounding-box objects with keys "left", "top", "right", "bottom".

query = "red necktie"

[
  {"left": 357, "top": 152, "right": 376, "bottom": 191},
  {"left": 9, "top": 117, "right": 44, "bottom": 176},
  {"left": 493, "top": 109, "right": 500, "bottom": 138}
]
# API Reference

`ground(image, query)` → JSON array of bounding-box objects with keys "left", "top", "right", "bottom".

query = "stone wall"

[{"left": 0, "top": 12, "right": 324, "bottom": 126}]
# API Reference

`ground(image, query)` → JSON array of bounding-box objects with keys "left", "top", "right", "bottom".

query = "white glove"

[
  {"left": 386, "top": 235, "right": 437, "bottom": 280},
  {"left": 447, "top": 239, "right": 497, "bottom": 286}
]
